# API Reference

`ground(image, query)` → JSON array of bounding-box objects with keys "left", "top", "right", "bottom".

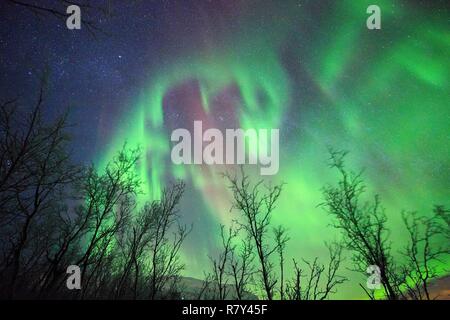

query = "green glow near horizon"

[{"left": 97, "top": 1, "right": 449, "bottom": 298}]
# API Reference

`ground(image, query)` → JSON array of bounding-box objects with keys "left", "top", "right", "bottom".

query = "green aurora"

[{"left": 97, "top": 0, "right": 449, "bottom": 298}]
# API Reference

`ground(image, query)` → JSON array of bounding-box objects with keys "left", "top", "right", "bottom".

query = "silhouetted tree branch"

[
  {"left": 224, "top": 168, "right": 282, "bottom": 300},
  {"left": 274, "top": 225, "right": 289, "bottom": 300},
  {"left": 147, "top": 182, "right": 191, "bottom": 300},
  {"left": 321, "top": 149, "right": 403, "bottom": 300},
  {"left": 285, "top": 243, "right": 346, "bottom": 300},
  {"left": 0, "top": 77, "right": 81, "bottom": 298},
  {"left": 5, "top": 0, "right": 111, "bottom": 38},
  {"left": 208, "top": 224, "right": 238, "bottom": 300},
  {"left": 401, "top": 210, "right": 448, "bottom": 299},
  {"left": 228, "top": 233, "right": 255, "bottom": 300}
]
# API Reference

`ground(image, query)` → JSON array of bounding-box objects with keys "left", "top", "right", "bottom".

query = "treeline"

[
  {"left": 0, "top": 86, "right": 448, "bottom": 300},
  {"left": 0, "top": 86, "right": 191, "bottom": 299}
]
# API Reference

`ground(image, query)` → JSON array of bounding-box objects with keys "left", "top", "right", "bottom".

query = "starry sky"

[{"left": 0, "top": 0, "right": 449, "bottom": 298}]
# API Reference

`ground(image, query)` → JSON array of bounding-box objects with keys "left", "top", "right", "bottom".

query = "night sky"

[{"left": 1, "top": 0, "right": 449, "bottom": 298}]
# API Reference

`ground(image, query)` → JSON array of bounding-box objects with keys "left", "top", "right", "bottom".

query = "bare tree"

[
  {"left": 433, "top": 205, "right": 449, "bottom": 242},
  {"left": 36, "top": 204, "right": 89, "bottom": 297},
  {"left": 35, "top": 157, "right": 191, "bottom": 300},
  {"left": 0, "top": 88, "right": 193, "bottom": 299},
  {"left": 321, "top": 149, "right": 404, "bottom": 300},
  {"left": 208, "top": 224, "right": 238, "bottom": 300},
  {"left": 0, "top": 73, "right": 195, "bottom": 299},
  {"left": 228, "top": 234, "right": 255, "bottom": 300},
  {"left": 114, "top": 201, "right": 158, "bottom": 299},
  {"left": 74, "top": 146, "right": 140, "bottom": 298},
  {"left": 321, "top": 149, "right": 449, "bottom": 300},
  {"left": 195, "top": 272, "right": 214, "bottom": 300},
  {"left": 273, "top": 225, "right": 289, "bottom": 300},
  {"left": 224, "top": 168, "right": 282, "bottom": 300},
  {"left": 285, "top": 243, "right": 346, "bottom": 300},
  {"left": 0, "top": 80, "right": 80, "bottom": 298},
  {"left": 401, "top": 211, "right": 448, "bottom": 299},
  {"left": 147, "top": 182, "right": 191, "bottom": 300},
  {"left": 285, "top": 259, "right": 302, "bottom": 300}
]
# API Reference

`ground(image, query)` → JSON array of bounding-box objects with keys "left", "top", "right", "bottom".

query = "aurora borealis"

[{"left": 1, "top": 0, "right": 449, "bottom": 299}]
